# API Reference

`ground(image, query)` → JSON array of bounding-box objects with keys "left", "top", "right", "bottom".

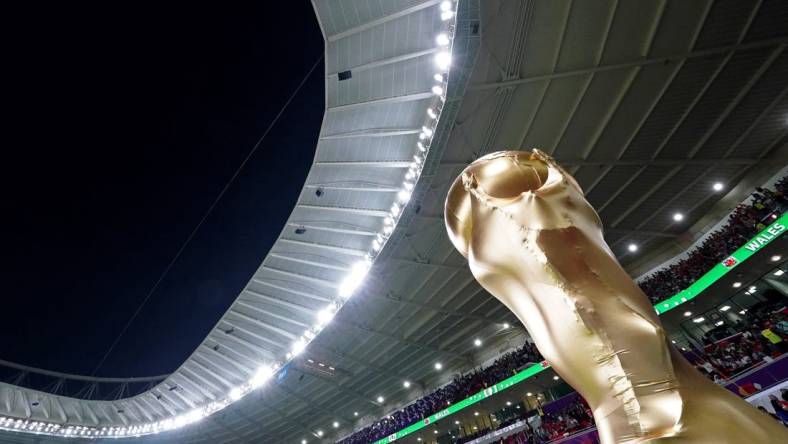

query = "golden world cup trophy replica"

[{"left": 444, "top": 150, "right": 787, "bottom": 443}]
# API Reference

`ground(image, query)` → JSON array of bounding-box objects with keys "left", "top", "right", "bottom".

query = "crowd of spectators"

[
  {"left": 535, "top": 399, "right": 594, "bottom": 442},
  {"left": 694, "top": 302, "right": 787, "bottom": 383},
  {"left": 338, "top": 342, "right": 543, "bottom": 444},
  {"left": 453, "top": 397, "right": 596, "bottom": 444},
  {"left": 638, "top": 177, "right": 787, "bottom": 305}
]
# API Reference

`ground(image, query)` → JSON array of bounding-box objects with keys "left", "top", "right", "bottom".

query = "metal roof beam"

[
  {"left": 470, "top": 36, "right": 788, "bottom": 91},
  {"left": 314, "top": 160, "right": 411, "bottom": 168},
  {"left": 320, "top": 128, "right": 420, "bottom": 139},
  {"left": 261, "top": 265, "right": 339, "bottom": 289},
  {"left": 286, "top": 222, "right": 376, "bottom": 237},
  {"left": 270, "top": 252, "right": 350, "bottom": 272},
  {"left": 304, "top": 183, "right": 399, "bottom": 193},
  {"left": 296, "top": 204, "right": 389, "bottom": 218},
  {"left": 328, "top": 91, "right": 433, "bottom": 112},
  {"left": 278, "top": 237, "right": 370, "bottom": 256},
  {"left": 235, "top": 299, "right": 311, "bottom": 330},
  {"left": 605, "top": 228, "right": 678, "bottom": 238},
  {"left": 242, "top": 289, "right": 316, "bottom": 317},
  {"left": 252, "top": 279, "right": 333, "bottom": 303},
  {"left": 327, "top": 48, "right": 438, "bottom": 77},
  {"left": 327, "top": 0, "right": 441, "bottom": 42}
]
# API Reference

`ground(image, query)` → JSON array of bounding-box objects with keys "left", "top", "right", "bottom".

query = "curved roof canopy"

[{"left": 2, "top": 0, "right": 788, "bottom": 443}]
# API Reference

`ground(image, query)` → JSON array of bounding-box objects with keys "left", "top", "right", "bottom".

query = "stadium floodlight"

[
  {"left": 434, "top": 51, "right": 451, "bottom": 70},
  {"left": 251, "top": 365, "right": 274, "bottom": 388},
  {"left": 436, "top": 33, "right": 450, "bottom": 46},
  {"left": 432, "top": 85, "right": 444, "bottom": 96},
  {"left": 229, "top": 387, "right": 243, "bottom": 401},
  {"left": 427, "top": 107, "right": 437, "bottom": 119},
  {"left": 398, "top": 189, "right": 412, "bottom": 203},
  {"left": 291, "top": 338, "right": 307, "bottom": 356},
  {"left": 712, "top": 182, "right": 724, "bottom": 192},
  {"left": 672, "top": 212, "right": 684, "bottom": 222},
  {"left": 473, "top": 338, "right": 482, "bottom": 347},
  {"left": 434, "top": 362, "right": 443, "bottom": 370},
  {"left": 417, "top": 141, "right": 427, "bottom": 152},
  {"left": 338, "top": 261, "right": 370, "bottom": 299},
  {"left": 377, "top": 396, "right": 384, "bottom": 403},
  {"left": 403, "top": 380, "right": 411, "bottom": 388},
  {"left": 434, "top": 73, "right": 444, "bottom": 82}
]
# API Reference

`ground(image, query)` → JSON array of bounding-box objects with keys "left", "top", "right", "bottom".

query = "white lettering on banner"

[{"left": 744, "top": 222, "right": 785, "bottom": 252}]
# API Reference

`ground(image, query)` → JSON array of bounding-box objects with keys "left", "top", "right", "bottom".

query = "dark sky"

[{"left": 0, "top": 3, "right": 324, "bottom": 377}]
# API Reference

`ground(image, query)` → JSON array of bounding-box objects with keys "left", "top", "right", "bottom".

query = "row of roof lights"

[
  {"left": 625, "top": 181, "right": 729, "bottom": 254},
  {"left": 0, "top": 2, "right": 461, "bottom": 441}
]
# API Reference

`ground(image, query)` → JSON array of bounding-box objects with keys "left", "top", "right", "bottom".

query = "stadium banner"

[
  {"left": 653, "top": 212, "right": 786, "bottom": 314},
  {"left": 373, "top": 361, "right": 550, "bottom": 444}
]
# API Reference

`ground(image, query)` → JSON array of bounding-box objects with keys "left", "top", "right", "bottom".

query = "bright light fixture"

[
  {"left": 229, "top": 387, "right": 243, "bottom": 401},
  {"left": 291, "top": 338, "right": 307, "bottom": 356},
  {"left": 673, "top": 212, "right": 684, "bottom": 222},
  {"left": 440, "top": 1, "right": 452, "bottom": 11},
  {"left": 403, "top": 380, "right": 411, "bottom": 388},
  {"left": 772, "top": 255, "right": 782, "bottom": 262},
  {"left": 526, "top": 393, "right": 532, "bottom": 397},
  {"left": 553, "top": 375, "right": 560, "bottom": 380},
  {"left": 683, "top": 311, "right": 692, "bottom": 317},
  {"left": 427, "top": 107, "right": 437, "bottom": 119},
  {"left": 715, "top": 320, "right": 724, "bottom": 326},
  {"left": 775, "top": 269, "right": 785, "bottom": 276},
  {"left": 434, "top": 73, "right": 444, "bottom": 82},
  {"left": 434, "top": 362, "right": 443, "bottom": 370},
  {"left": 502, "top": 322, "right": 510, "bottom": 329},
  {"left": 398, "top": 189, "right": 412, "bottom": 203},
  {"left": 627, "top": 243, "right": 638, "bottom": 252},
  {"left": 436, "top": 33, "right": 450, "bottom": 46},
  {"left": 732, "top": 282, "right": 741, "bottom": 288},
  {"left": 316, "top": 305, "right": 336, "bottom": 326},
  {"left": 473, "top": 338, "right": 482, "bottom": 347},
  {"left": 317, "top": 430, "right": 323, "bottom": 437},
  {"left": 377, "top": 396, "right": 384, "bottom": 403},
  {"left": 474, "top": 411, "right": 479, "bottom": 416},
  {"left": 431, "top": 85, "right": 444, "bottom": 96},
  {"left": 302, "top": 440, "right": 307, "bottom": 444},
  {"left": 441, "top": 10, "right": 454, "bottom": 21},
  {"left": 339, "top": 261, "right": 370, "bottom": 298},
  {"left": 333, "top": 421, "right": 339, "bottom": 428},
  {"left": 417, "top": 141, "right": 427, "bottom": 152},
  {"left": 749, "top": 286, "right": 757, "bottom": 293},
  {"left": 354, "top": 412, "right": 358, "bottom": 417},
  {"left": 739, "top": 310, "right": 747, "bottom": 315},
  {"left": 719, "top": 305, "right": 731, "bottom": 312},
  {"left": 251, "top": 365, "right": 274, "bottom": 388},
  {"left": 434, "top": 51, "right": 451, "bottom": 70},
  {"left": 692, "top": 317, "right": 705, "bottom": 323},
  {"left": 712, "top": 182, "right": 724, "bottom": 192}
]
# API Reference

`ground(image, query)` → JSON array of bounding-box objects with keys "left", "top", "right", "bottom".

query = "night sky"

[{"left": 0, "top": 3, "right": 324, "bottom": 377}]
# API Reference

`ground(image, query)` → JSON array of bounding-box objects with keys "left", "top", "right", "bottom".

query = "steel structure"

[{"left": 2, "top": 1, "right": 787, "bottom": 443}]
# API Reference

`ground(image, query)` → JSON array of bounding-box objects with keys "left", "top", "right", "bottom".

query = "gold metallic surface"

[{"left": 444, "top": 150, "right": 787, "bottom": 443}]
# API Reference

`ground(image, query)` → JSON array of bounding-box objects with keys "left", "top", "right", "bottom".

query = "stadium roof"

[{"left": 1, "top": 0, "right": 787, "bottom": 443}]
